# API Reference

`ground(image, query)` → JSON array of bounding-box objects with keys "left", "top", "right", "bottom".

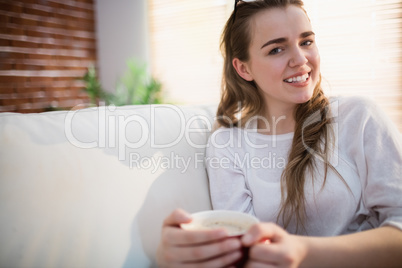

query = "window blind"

[
  {"left": 149, "top": 0, "right": 402, "bottom": 131},
  {"left": 148, "top": 0, "right": 229, "bottom": 105},
  {"left": 304, "top": 0, "right": 402, "bottom": 131}
]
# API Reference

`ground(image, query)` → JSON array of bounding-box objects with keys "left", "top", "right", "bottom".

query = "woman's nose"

[{"left": 289, "top": 48, "right": 308, "bottom": 67}]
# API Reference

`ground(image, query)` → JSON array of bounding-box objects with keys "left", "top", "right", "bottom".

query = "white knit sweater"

[{"left": 206, "top": 96, "right": 402, "bottom": 235}]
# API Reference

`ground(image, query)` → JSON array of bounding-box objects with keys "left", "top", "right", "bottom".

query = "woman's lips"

[
  {"left": 283, "top": 72, "right": 311, "bottom": 87},
  {"left": 283, "top": 72, "right": 310, "bottom": 83}
]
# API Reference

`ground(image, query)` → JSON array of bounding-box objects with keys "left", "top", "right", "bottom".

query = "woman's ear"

[{"left": 232, "top": 58, "right": 253, "bottom": 81}]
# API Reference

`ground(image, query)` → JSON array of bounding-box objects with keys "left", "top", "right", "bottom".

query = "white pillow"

[{"left": 0, "top": 104, "right": 216, "bottom": 267}]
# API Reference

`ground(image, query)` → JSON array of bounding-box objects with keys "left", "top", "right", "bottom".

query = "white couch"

[{"left": 0, "top": 104, "right": 217, "bottom": 268}]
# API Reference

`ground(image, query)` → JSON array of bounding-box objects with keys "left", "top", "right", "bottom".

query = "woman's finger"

[
  {"left": 162, "top": 208, "right": 193, "bottom": 227},
  {"left": 242, "top": 222, "right": 286, "bottom": 246},
  {"left": 247, "top": 233, "right": 307, "bottom": 268},
  {"left": 174, "top": 250, "right": 243, "bottom": 268},
  {"left": 249, "top": 243, "right": 282, "bottom": 264},
  {"left": 162, "top": 225, "right": 229, "bottom": 246},
  {"left": 165, "top": 237, "right": 242, "bottom": 262},
  {"left": 245, "top": 259, "right": 277, "bottom": 268}
]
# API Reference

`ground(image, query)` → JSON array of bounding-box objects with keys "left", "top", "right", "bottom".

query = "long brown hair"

[{"left": 218, "top": 0, "right": 334, "bottom": 232}]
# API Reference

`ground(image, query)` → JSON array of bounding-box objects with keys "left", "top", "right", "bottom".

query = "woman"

[{"left": 157, "top": 0, "right": 402, "bottom": 267}]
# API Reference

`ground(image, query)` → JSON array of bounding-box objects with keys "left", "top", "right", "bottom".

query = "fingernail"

[
  {"left": 261, "top": 239, "right": 270, "bottom": 244},
  {"left": 182, "top": 213, "right": 192, "bottom": 221},
  {"left": 181, "top": 212, "right": 192, "bottom": 221},
  {"left": 242, "top": 233, "right": 253, "bottom": 244}
]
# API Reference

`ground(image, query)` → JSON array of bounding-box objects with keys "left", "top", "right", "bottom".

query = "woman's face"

[{"left": 234, "top": 5, "right": 320, "bottom": 114}]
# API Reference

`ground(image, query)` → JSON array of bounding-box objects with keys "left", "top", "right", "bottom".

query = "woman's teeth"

[{"left": 284, "top": 73, "right": 309, "bottom": 83}]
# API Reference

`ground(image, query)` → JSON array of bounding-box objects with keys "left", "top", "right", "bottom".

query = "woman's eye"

[
  {"left": 302, "top": 40, "right": 313, "bottom": 46},
  {"left": 269, "top": 47, "right": 283, "bottom": 55}
]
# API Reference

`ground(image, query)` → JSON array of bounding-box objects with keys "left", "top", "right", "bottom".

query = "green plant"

[
  {"left": 82, "top": 64, "right": 111, "bottom": 106},
  {"left": 110, "top": 59, "right": 163, "bottom": 106},
  {"left": 82, "top": 60, "right": 162, "bottom": 106}
]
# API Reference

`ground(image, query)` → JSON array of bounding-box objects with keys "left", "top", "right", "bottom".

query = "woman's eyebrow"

[
  {"left": 301, "top": 31, "right": 315, "bottom": 38},
  {"left": 260, "top": 31, "right": 315, "bottom": 49},
  {"left": 261, "top": 37, "right": 286, "bottom": 49}
]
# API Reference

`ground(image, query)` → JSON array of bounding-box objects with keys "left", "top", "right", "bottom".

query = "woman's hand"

[
  {"left": 241, "top": 223, "right": 308, "bottom": 268},
  {"left": 156, "top": 208, "right": 243, "bottom": 268}
]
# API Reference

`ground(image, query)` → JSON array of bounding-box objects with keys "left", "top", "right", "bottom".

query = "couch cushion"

[{"left": 0, "top": 104, "right": 216, "bottom": 267}]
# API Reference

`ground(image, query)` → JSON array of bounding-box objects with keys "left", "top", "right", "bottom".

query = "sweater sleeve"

[
  {"left": 348, "top": 97, "right": 402, "bottom": 231},
  {"left": 205, "top": 128, "right": 255, "bottom": 215}
]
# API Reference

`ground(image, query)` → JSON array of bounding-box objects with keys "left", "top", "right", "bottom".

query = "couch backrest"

[{"left": 0, "top": 104, "right": 216, "bottom": 268}]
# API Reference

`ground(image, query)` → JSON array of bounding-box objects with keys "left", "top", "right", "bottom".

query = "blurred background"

[{"left": 0, "top": 0, "right": 401, "bottom": 131}]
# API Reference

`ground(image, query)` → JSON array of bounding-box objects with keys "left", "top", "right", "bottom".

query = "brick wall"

[{"left": 0, "top": 0, "right": 96, "bottom": 113}]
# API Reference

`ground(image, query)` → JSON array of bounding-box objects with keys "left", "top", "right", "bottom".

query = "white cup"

[
  {"left": 180, "top": 210, "right": 259, "bottom": 236},
  {"left": 180, "top": 210, "right": 259, "bottom": 267}
]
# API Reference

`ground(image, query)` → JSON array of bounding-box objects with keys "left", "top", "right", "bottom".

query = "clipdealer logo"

[
  {"left": 64, "top": 100, "right": 339, "bottom": 168},
  {"left": 64, "top": 104, "right": 213, "bottom": 161}
]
